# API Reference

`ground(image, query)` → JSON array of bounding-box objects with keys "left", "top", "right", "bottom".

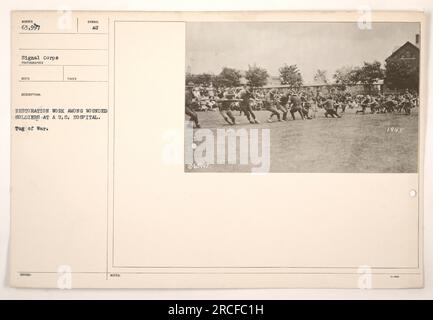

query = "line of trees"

[
  {"left": 186, "top": 65, "right": 271, "bottom": 88},
  {"left": 332, "top": 59, "right": 419, "bottom": 91},
  {"left": 186, "top": 58, "right": 418, "bottom": 91},
  {"left": 333, "top": 61, "right": 384, "bottom": 91},
  {"left": 186, "top": 67, "right": 241, "bottom": 88},
  {"left": 186, "top": 64, "right": 304, "bottom": 88}
]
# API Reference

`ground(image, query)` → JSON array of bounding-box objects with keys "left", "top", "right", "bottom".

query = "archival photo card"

[{"left": 9, "top": 11, "right": 424, "bottom": 289}]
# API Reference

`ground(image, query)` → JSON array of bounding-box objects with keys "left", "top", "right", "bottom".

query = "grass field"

[{"left": 186, "top": 107, "right": 419, "bottom": 173}]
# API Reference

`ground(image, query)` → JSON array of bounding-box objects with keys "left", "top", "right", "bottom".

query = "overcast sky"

[{"left": 186, "top": 22, "right": 420, "bottom": 83}]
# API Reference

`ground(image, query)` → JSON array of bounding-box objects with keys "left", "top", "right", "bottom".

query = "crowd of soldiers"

[{"left": 185, "top": 82, "right": 419, "bottom": 128}]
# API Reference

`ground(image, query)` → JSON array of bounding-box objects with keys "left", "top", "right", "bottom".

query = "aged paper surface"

[{"left": 9, "top": 11, "right": 425, "bottom": 288}]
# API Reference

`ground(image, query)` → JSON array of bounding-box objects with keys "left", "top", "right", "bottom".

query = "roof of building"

[{"left": 385, "top": 41, "right": 419, "bottom": 62}]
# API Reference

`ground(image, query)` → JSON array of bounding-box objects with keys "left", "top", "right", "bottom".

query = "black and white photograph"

[{"left": 185, "top": 22, "right": 420, "bottom": 173}]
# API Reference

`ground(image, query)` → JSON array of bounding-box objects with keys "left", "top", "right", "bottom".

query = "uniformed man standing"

[
  {"left": 277, "top": 90, "right": 290, "bottom": 121},
  {"left": 217, "top": 88, "right": 237, "bottom": 125},
  {"left": 185, "top": 82, "right": 201, "bottom": 128},
  {"left": 264, "top": 89, "right": 281, "bottom": 122},
  {"left": 238, "top": 85, "right": 260, "bottom": 124},
  {"left": 288, "top": 92, "right": 305, "bottom": 120}
]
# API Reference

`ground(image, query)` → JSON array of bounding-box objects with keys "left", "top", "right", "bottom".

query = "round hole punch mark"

[
  {"left": 191, "top": 143, "right": 197, "bottom": 150},
  {"left": 409, "top": 190, "right": 417, "bottom": 198}
]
